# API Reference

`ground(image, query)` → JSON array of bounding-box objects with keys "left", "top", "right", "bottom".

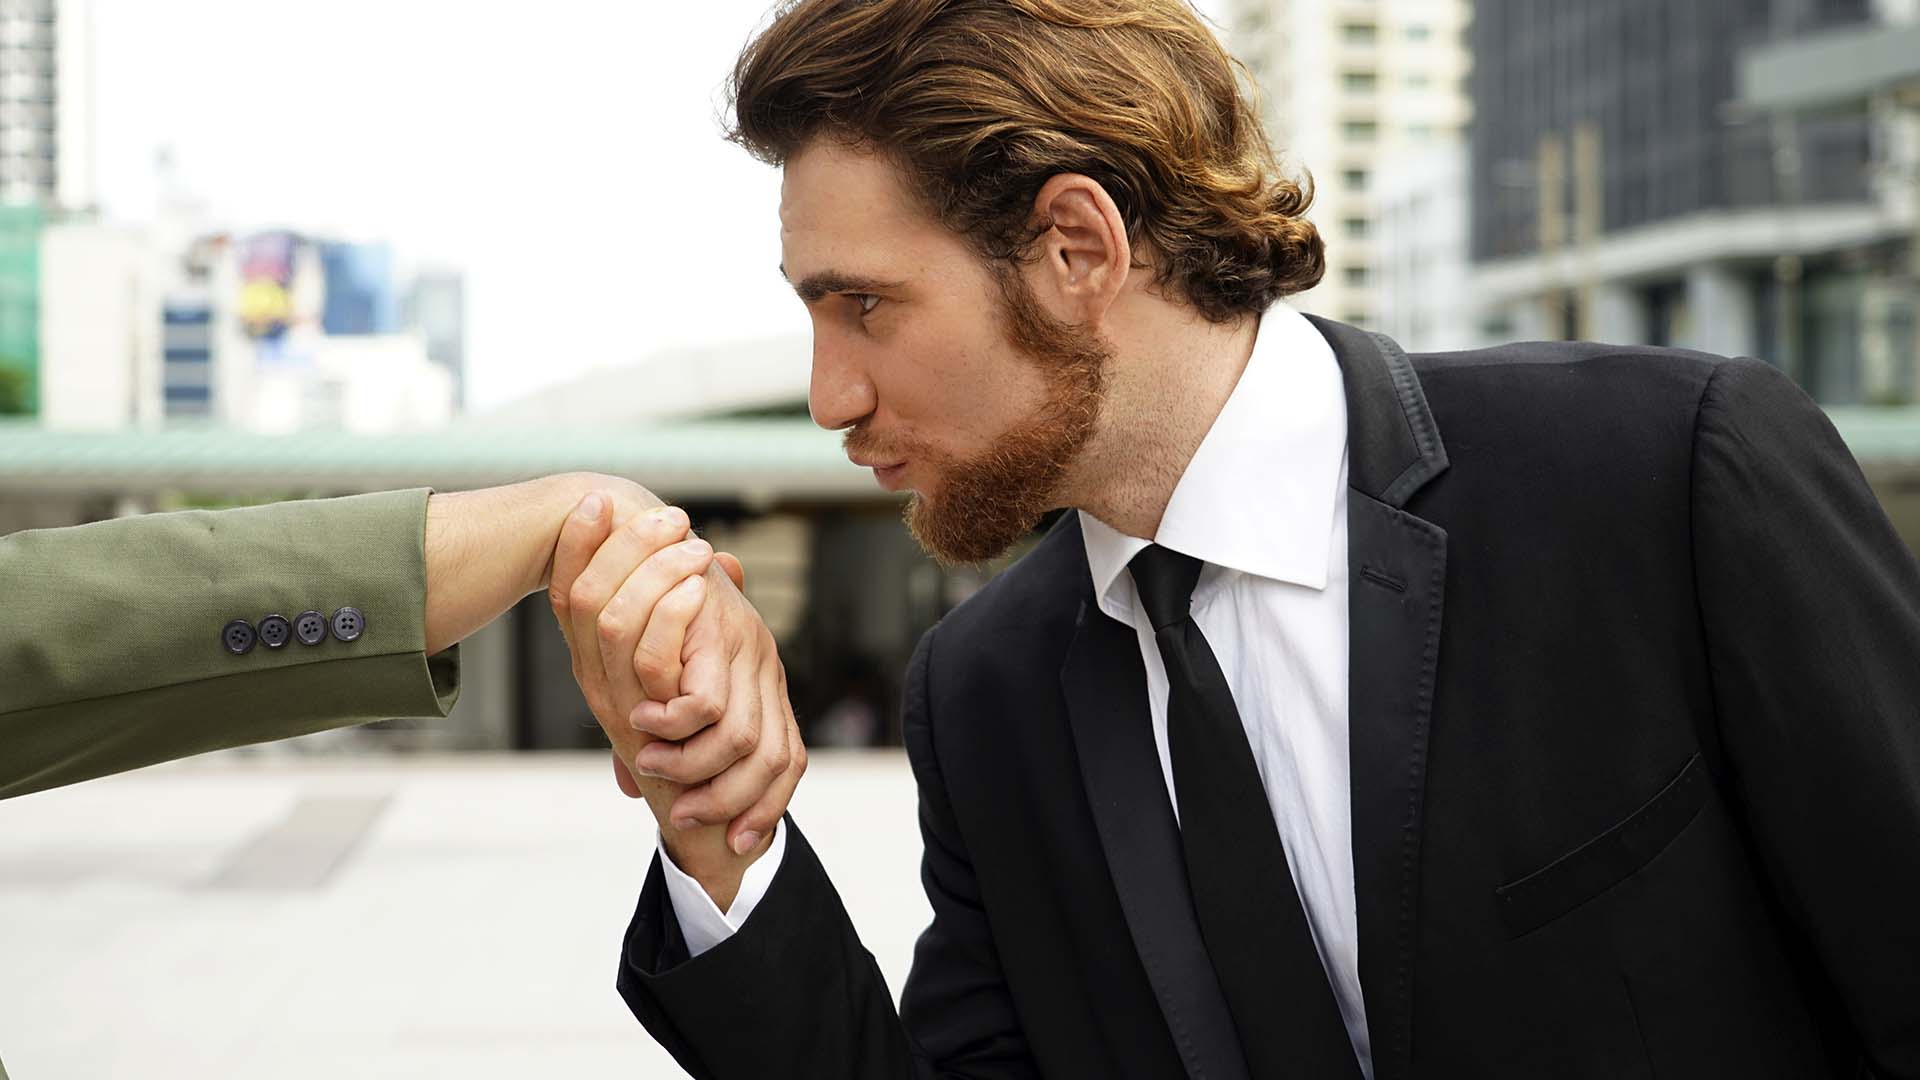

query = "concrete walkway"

[{"left": 0, "top": 751, "right": 928, "bottom": 1079}]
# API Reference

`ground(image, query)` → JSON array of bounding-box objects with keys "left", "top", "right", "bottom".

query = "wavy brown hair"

[{"left": 727, "top": 0, "right": 1325, "bottom": 322}]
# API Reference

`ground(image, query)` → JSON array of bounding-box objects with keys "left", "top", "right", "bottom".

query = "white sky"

[{"left": 91, "top": 0, "right": 1233, "bottom": 411}]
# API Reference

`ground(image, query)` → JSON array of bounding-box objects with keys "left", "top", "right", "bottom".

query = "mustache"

[{"left": 843, "top": 424, "right": 935, "bottom": 463}]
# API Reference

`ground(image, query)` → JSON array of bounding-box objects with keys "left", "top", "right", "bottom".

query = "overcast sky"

[{"left": 91, "top": 0, "right": 1232, "bottom": 411}]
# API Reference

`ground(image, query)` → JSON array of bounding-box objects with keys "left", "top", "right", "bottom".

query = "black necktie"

[{"left": 1128, "top": 545, "right": 1362, "bottom": 1080}]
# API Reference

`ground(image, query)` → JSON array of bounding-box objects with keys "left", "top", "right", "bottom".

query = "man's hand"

[{"left": 549, "top": 491, "right": 806, "bottom": 904}]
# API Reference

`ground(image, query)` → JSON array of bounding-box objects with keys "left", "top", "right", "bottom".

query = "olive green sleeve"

[{"left": 0, "top": 488, "right": 460, "bottom": 800}]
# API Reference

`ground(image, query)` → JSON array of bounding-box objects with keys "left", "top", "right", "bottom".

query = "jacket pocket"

[{"left": 1494, "top": 752, "right": 1712, "bottom": 938}]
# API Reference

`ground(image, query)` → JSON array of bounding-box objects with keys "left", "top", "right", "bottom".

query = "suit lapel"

[
  {"left": 1344, "top": 491, "right": 1445, "bottom": 1080},
  {"left": 1061, "top": 597, "right": 1251, "bottom": 1080},
  {"left": 1314, "top": 318, "right": 1450, "bottom": 1080}
]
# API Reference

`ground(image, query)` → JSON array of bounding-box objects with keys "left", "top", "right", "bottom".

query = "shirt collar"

[{"left": 1079, "top": 302, "right": 1348, "bottom": 620}]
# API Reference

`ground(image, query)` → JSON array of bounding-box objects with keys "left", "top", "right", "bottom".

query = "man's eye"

[{"left": 854, "top": 293, "right": 882, "bottom": 315}]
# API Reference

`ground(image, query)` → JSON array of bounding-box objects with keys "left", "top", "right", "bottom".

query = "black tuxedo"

[{"left": 618, "top": 320, "right": 1920, "bottom": 1079}]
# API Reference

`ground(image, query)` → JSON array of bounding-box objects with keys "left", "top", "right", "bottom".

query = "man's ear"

[{"left": 1029, "top": 174, "right": 1131, "bottom": 325}]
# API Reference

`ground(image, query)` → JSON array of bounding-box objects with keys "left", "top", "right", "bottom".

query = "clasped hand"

[{"left": 547, "top": 489, "right": 804, "bottom": 885}]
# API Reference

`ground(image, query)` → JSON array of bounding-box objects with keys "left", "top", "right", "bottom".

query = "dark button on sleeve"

[
  {"left": 330, "top": 606, "right": 365, "bottom": 643},
  {"left": 294, "top": 610, "right": 328, "bottom": 646},
  {"left": 257, "top": 614, "right": 292, "bottom": 649},
  {"left": 221, "top": 618, "right": 257, "bottom": 656}
]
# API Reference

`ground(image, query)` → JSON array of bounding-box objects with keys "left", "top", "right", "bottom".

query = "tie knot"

[{"left": 1127, "top": 545, "right": 1203, "bottom": 630}]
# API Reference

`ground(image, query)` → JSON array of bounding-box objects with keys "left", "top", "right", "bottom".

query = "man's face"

[{"left": 780, "top": 139, "right": 1110, "bottom": 564}]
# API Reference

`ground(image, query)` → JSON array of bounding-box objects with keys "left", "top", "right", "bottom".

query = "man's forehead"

[
  {"left": 778, "top": 142, "right": 939, "bottom": 282},
  {"left": 779, "top": 141, "right": 921, "bottom": 234}
]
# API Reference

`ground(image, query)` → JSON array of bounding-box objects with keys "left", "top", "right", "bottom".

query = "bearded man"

[{"left": 550, "top": 1, "right": 1920, "bottom": 1076}]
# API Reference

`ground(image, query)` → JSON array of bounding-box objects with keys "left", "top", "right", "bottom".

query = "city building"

[
  {"left": 0, "top": 0, "right": 95, "bottom": 416},
  {"left": 319, "top": 240, "right": 397, "bottom": 337},
  {"left": 0, "top": 0, "right": 92, "bottom": 211},
  {"left": 1228, "top": 0, "right": 1474, "bottom": 329},
  {"left": 36, "top": 220, "right": 160, "bottom": 430},
  {"left": 1372, "top": 140, "right": 1478, "bottom": 351},
  {"left": 1468, "top": 0, "right": 1919, "bottom": 405}
]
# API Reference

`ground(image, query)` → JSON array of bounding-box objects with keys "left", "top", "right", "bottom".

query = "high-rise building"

[
  {"left": 1373, "top": 141, "right": 1476, "bottom": 351},
  {"left": 160, "top": 290, "right": 215, "bottom": 422},
  {"left": 1468, "top": 0, "right": 1918, "bottom": 403},
  {"left": 0, "top": 0, "right": 93, "bottom": 211},
  {"left": 319, "top": 241, "right": 397, "bottom": 336},
  {"left": 1, "top": 0, "right": 92, "bottom": 417},
  {"left": 1228, "top": 0, "right": 1473, "bottom": 329},
  {"left": 38, "top": 221, "right": 160, "bottom": 430}
]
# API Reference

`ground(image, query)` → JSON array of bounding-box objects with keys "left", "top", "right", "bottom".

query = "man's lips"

[
  {"left": 850, "top": 455, "right": 909, "bottom": 491},
  {"left": 871, "top": 462, "right": 908, "bottom": 490}
]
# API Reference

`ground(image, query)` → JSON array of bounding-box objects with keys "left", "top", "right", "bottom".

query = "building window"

[
  {"left": 1405, "top": 72, "right": 1431, "bottom": 89},
  {"left": 1343, "top": 168, "right": 1370, "bottom": 191},
  {"left": 163, "top": 384, "right": 213, "bottom": 405},
  {"left": 1341, "top": 22, "right": 1378, "bottom": 44},
  {"left": 1345, "top": 216, "right": 1370, "bottom": 239},
  {"left": 1343, "top": 70, "right": 1378, "bottom": 94},
  {"left": 1343, "top": 120, "right": 1379, "bottom": 141},
  {"left": 1345, "top": 310, "right": 1371, "bottom": 326},
  {"left": 1406, "top": 24, "right": 1432, "bottom": 41},
  {"left": 1345, "top": 265, "right": 1371, "bottom": 287},
  {"left": 1408, "top": 122, "right": 1435, "bottom": 139}
]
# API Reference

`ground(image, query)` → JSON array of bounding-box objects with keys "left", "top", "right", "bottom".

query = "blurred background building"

[
  {"left": 1469, "top": 0, "right": 1919, "bottom": 407},
  {"left": 1229, "top": 0, "right": 1475, "bottom": 341}
]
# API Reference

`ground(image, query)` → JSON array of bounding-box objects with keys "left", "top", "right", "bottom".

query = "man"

[
  {"left": 560, "top": 0, "right": 1920, "bottom": 1077},
  {"left": 0, "top": 473, "right": 793, "bottom": 1077}
]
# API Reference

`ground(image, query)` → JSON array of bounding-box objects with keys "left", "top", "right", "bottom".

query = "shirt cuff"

[{"left": 655, "top": 819, "right": 787, "bottom": 959}]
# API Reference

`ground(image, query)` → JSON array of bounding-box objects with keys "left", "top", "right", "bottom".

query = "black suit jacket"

[{"left": 618, "top": 321, "right": 1920, "bottom": 1079}]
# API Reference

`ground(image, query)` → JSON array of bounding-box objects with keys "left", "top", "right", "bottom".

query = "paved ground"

[{"left": 0, "top": 751, "right": 928, "bottom": 1079}]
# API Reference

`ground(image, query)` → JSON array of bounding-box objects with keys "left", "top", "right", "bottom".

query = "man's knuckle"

[
  {"left": 689, "top": 696, "right": 722, "bottom": 728},
  {"left": 764, "top": 743, "right": 791, "bottom": 778},
  {"left": 597, "top": 599, "right": 633, "bottom": 636},
  {"left": 729, "top": 720, "right": 760, "bottom": 756},
  {"left": 633, "top": 646, "right": 671, "bottom": 680},
  {"left": 568, "top": 581, "right": 602, "bottom": 613}
]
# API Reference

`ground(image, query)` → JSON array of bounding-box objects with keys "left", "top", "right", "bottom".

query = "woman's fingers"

[{"left": 549, "top": 494, "right": 615, "bottom": 705}]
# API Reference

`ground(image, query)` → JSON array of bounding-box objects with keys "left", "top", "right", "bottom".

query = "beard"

[{"left": 844, "top": 271, "right": 1111, "bottom": 566}]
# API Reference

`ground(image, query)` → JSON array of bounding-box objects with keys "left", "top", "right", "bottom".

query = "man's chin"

[{"left": 904, "top": 491, "right": 1040, "bottom": 568}]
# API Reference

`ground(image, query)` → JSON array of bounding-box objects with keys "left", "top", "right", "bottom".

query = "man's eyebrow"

[{"left": 779, "top": 264, "right": 904, "bottom": 303}]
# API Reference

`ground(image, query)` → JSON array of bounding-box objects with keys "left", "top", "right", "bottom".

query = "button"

[
  {"left": 330, "top": 606, "right": 366, "bottom": 643},
  {"left": 294, "top": 610, "right": 328, "bottom": 646},
  {"left": 257, "top": 613, "right": 292, "bottom": 649},
  {"left": 221, "top": 618, "right": 257, "bottom": 656}
]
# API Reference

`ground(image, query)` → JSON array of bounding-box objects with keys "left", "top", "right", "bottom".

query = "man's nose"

[{"left": 808, "top": 341, "right": 877, "bottom": 432}]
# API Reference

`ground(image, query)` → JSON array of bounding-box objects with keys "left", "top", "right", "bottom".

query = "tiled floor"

[{"left": 0, "top": 750, "right": 927, "bottom": 1079}]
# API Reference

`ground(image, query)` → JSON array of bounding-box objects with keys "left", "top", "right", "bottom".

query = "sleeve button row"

[{"left": 223, "top": 608, "right": 367, "bottom": 655}]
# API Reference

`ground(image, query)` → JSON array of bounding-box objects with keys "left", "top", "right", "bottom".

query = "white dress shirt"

[
  {"left": 659, "top": 303, "right": 1369, "bottom": 1076},
  {"left": 1076, "top": 302, "right": 1369, "bottom": 1077}
]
